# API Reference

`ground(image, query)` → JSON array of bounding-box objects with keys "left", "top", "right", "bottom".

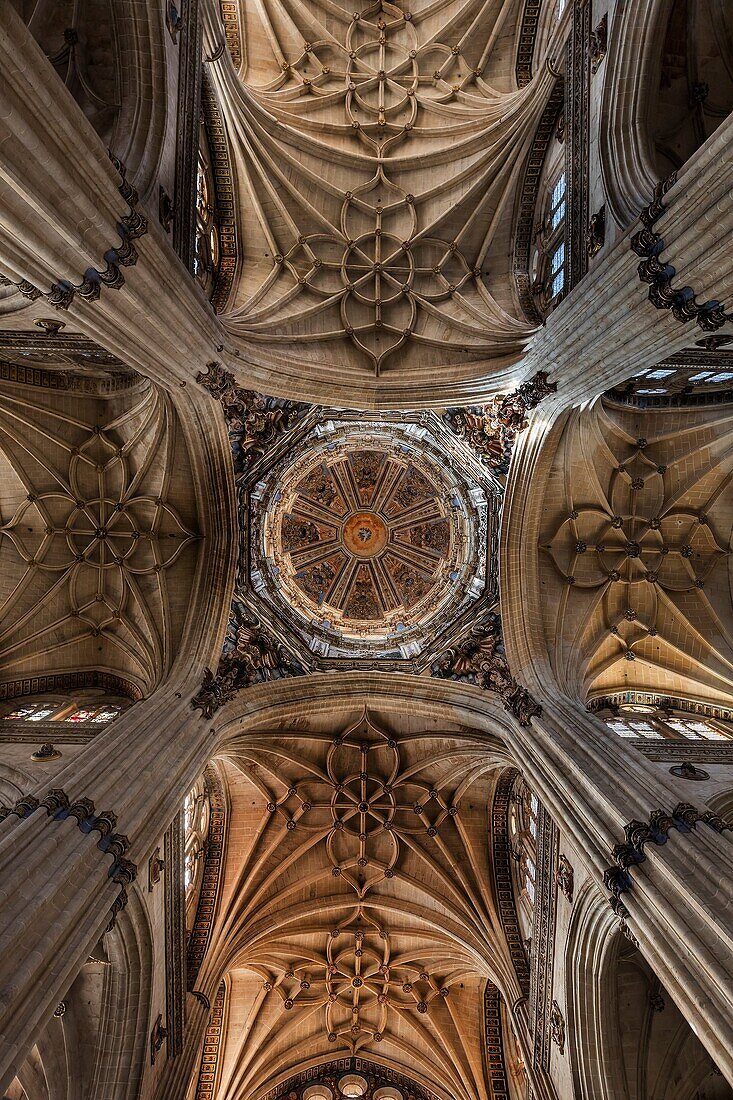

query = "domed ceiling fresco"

[
  {"left": 251, "top": 418, "right": 495, "bottom": 661},
  {"left": 193, "top": 361, "right": 554, "bottom": 694}
]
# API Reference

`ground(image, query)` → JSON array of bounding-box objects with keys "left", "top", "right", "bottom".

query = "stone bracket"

[
  {"left": 603, "top": 802, "right": 731, "bottom": 909},
  {"left": 0, "top": 152, "right": 148, "bottom": 310}
]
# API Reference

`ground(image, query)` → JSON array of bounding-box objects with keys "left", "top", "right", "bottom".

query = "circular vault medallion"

[{"left": 251, "top": 418, "right": 493, "bottom": 661}]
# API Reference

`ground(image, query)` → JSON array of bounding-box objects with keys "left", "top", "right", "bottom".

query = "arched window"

[
  {"left": 184, "top": 779, "right": 209, "bottom": 909},
  {"left": 606, "top": 712, "right": 730, "bottom": 741},
  {"left": 529, "top": 134, "right": 566, "bottom": 317},
  {"left": 193, "top": 127, "right": 220, "bottom": 295},
  {"left": 510, "top": 781, "right": 539, "bottom": 939},
  {"left": 612, "top": 355, "right": 733, "bottom": 399}
]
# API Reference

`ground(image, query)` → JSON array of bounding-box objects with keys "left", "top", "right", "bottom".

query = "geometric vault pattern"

[
  {"left": 203, "top": 709, "right": 520, "bottom": 1100},
  {"left": 539, "top": 397, "right": 733, "bottom": 707},
  {"left": 0, "top": 380, "right": 199, "bottom": 695},
  {"left": 218, "top": 0, "right": 554, "bottom": 381}
]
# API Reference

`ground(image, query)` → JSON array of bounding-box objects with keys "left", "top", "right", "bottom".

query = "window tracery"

[
  {"left": 530, "top": 146, "right": 567, "bottom": 317},
  {"left": 2, "top": 695, "right": 126, "bottom": 726},
  {"left": 619, "top": 356, "right": 733, "bottom": 398},
  {"left": 606, "top": 714, "right": 730, "bottom": 742},
  {"left": 184, "top": 779, "right": 209, "bottom": 906},
  {"left": 510, "top": 782, "right": 539, "bottom": 937},
  {"left": 193, "top": 128, "right": 221, "bottom": 296}
]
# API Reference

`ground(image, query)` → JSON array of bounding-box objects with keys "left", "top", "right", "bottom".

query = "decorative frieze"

[
  {"left": 218, "top": 1, "right": 242, "bottom": 68},
  {"left": 515, "top": 0, "right": 544, "bottom": 88},
  {"left": 165, "top": 811, "right": 186, "bottom": 1056},
  {"left": 193, "top": 981, "right": 226, "bottom": 1099},
  {"left": 201, "top": 72, "right": 238, "bottom": 313},
  {"left": 484, "top": 983, "right": 511, "bottom": 1099},
  {"left": 513, "top": 78, "right": 565, "bottom": 324},
  {"left": 588, "top": 691, "right": 733, "bottom": 724},
  {"left": 173, "top": 0, "right": 202, "bottom": 273},
  {"left": 565, "top": 0, "right": 591, "bottom": 291},
  {"left": 491, "top": 770, "right": 531, "bottom": 996},
  {"left": 530, "top": 805, "right": 559, "bottom": 1074},
  {"left": 431, "top": 611, "right": 542, "bottom": 726},
  {"left": 187, "top": 765, "right": 227, "bottom": 989}
]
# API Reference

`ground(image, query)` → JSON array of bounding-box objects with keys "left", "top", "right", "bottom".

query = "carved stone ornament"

[
  {"left": 158, "top": 185, "right": 174, "bottom": 233},
  {"left": 196, "top": 361, "right": 308, "bottom": 473},
  {"left": 444, "top": 370, "right": 557, "bottom": 475},
  {"left": 165, "top": 0, "right": 183, "bottom": 42},
  {"left": 555, "top": 853, "right": 574, "bottom": 902},
  {"left": 150, "top": 1013, "right": 168, "bottom": 1064},
  {"left": 632, "top": 174, "right": 733, "bottom": 331},
  {"left": 670, "top": 762, "right": 710, "bottom": 781},
  {"left": 192, "top": 605, "right": 305, "bottom": 719},
  {"left": 589, "top": 13, "right": 608, "bottom": 75},
  {"left": 550, "top": 1000, "right": 565, "bottom": 1054},
  {"left": 586, "top": 205, "right": 605, "bottom": 258},
  {"left": 430, "top": 611, "right": 542, "bottom": 726},
  {"left": 0, "top": 153, "right": 147, "bottom": 310},
  {"left": 148, "top": 846, "right": 165, "bottom": 890},
  {"left": 604, "top": 803, "right": 731, "bottom": 904},
  {"left": 619, "top": 920, "right": 639, "bottom": 948},
  {"left": 30, "top": 743, "right": 61, "bottom": 761}
]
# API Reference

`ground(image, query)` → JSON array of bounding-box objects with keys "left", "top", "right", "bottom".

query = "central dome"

[{"left": 252, "top": 417, "right": 494, "bottom": 662}]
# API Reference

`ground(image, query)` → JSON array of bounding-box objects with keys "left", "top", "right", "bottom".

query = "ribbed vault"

[
  {"left": 0, "top": 375, "right": 201, "bottom": 696},
  {"left": 210, "top": 0, "right": 556, "bottom": 395},
  {"left": 198, "top": 707, "right": 521, "bottom": 1100},
  {"left": 537, "top": 396, "right": 733, "bottom": 705}
]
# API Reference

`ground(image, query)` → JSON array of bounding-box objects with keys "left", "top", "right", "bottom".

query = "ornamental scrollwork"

[
  {"left": 196, "top": 361, "right": 308, "bottom": 473},
  {"left": 430, "top": 611, "right": 542, "bottom": 726},
  {"left": 443, "top": 370, "right": 557, "bottom": 475},
  {"left": 192, "top": 604, "right": 305, "bottom": 718}
]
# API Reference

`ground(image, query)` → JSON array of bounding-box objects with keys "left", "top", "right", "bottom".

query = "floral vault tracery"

[{"left": 215, "top": 0, "right": 556, "bottom": 384}]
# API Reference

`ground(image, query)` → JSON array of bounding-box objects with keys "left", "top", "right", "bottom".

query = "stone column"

[
  {"left": 502, "top": 393, "right": 733, "bottom": 1082},
  {"left": 0, "top": 691, "right": 217, "bottom": 1091},
  {"left": 519, "top": 109, "right": 733, "bottom": 407},
  {"left": 499, "top": 695, "right": 733, "bottom": 1084},
  {"left": 0, "top": 3, "right": 223, "bottom": 390}
]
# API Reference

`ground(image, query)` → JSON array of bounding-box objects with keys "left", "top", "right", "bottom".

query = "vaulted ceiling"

[
  {"left": 211, "top": 0, "right": 557, "bottom": 393},
  {"left": 538, "top": 395, "right": 733, "bottom": 706},
  {"left": 200, "top": 708, "right": 518, "bottom": 1100},
  {"left": 0, "top": 373, "right": 202, "bottom": 697}
]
